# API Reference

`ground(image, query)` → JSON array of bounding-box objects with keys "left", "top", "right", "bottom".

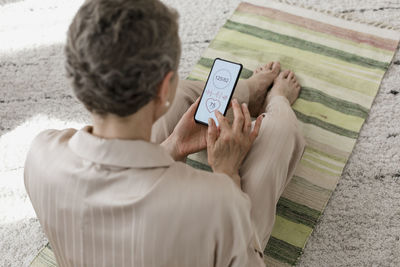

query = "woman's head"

[{"left": 65, "top": 0, "right": 181, "bottom": 117}]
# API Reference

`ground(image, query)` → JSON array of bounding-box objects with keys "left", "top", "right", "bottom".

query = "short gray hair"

[{"left": 65, "top": 0, "right": 181, "bottom": 117}]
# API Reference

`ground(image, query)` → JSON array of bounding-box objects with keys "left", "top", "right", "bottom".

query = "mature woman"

[{"left": 24, "top": 0, "right": 305, "bottom": 266}]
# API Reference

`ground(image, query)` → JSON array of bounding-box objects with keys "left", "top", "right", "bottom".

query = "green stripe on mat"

[
  {"left": 264, "top": 236, "right": 303, "bottom": 265},
  {"left": 299, "top": 87, "right": 369, "bottom": 119},
  {"left": 277, "top": 197, "right": 321, "bottom": 228},
  {"left": 186, "top": 158, "right": 213, "bottom": 172},
  {"left": 271, "top": 216, "right": 312, "bottom": 248},
  {"left": 305, "top": 145, "right": 347, "bottom": 164},
  {"left": 223, "top": 20, "right": 389, "bottom": 71},
  {"left": 282, "top": 175, "right": 333, "bottom": 211},
  {"left": 294, "top": 110, "right": 359, "bottom": 139}
]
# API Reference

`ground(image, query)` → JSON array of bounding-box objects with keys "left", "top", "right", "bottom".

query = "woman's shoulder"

[{"left": 31, "top": 128, "right": 77, "bottom": 147}]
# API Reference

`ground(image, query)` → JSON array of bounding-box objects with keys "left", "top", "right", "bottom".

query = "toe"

[
  {"left": 265, "top": 61, "right": 273, "bottom": 70},
  {"left": 281, "top": 70, "right": 291, "bottom": 78},
  {"left": 271, "top": 61, "right": 281, "bottom": 74},
  {"left": 288, "top": 71, "right": 295, "bottom": 80}
]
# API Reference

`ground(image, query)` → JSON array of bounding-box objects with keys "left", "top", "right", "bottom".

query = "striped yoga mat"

[
  {"left": 185, "top": 0, "right": 400, "bottom": 266},
  {"left": 31, "top": 1, "right": 399, "bottom": 266}
]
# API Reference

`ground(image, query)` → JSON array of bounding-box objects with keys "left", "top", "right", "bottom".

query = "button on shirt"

[{"left": 24, "top": 126, "right": 265, "bottom": 267}]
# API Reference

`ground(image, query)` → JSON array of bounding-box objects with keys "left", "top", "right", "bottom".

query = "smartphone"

[{"left": 194, "top": 58, "right": 243, "bottom": 126}]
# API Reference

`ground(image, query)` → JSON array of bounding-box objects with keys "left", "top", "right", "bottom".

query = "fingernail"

[
  {"left": 208, "top": 118, "right": 212, "bottom": 124},
  {"left": 262, "top": 114, "right": 266, "bottom": 117}
]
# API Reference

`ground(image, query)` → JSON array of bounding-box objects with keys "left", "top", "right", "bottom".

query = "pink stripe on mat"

[{"left": 238, "top": 2, "right": 399, "bottom": 51}]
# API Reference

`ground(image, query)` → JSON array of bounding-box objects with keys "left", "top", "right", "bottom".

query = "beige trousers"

[{"left": 151, "top": 80, "right": 306, "bottom": 249}]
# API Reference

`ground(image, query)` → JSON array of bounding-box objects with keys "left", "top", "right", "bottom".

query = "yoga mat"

[
  {"left": 31, "top": 0, "right": 399, "bottom": 266},
  {"left": 185, "top": 0, "right": 399, "bottom": 265}
]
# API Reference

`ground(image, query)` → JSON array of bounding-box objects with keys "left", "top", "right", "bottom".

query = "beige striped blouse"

[{"left": 24, "top": 127, "right": 265, "bottom": 267}]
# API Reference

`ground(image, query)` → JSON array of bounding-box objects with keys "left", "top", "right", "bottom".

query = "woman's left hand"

[{"left": 161, "top": 97, "right": 208, "bottom": 161}]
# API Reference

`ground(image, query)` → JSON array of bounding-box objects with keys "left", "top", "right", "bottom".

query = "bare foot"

[
  {"left": 246, "top": 61, "right": 280, "bottom": 117},
  {"left": 263, "top": 70, "right": 301, "bottom": 109}
]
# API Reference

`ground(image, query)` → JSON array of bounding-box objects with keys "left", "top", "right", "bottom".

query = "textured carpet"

[{"left": 1, "top": 0, "right": 400, "bottom": 266}]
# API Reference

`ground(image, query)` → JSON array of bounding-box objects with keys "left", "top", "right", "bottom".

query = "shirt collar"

[{"left": 68, "top": 126, "right": 174, "bottom": 168}]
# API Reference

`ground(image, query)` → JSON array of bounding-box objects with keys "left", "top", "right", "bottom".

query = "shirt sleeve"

[{"left": 212, "top": 174, "right": 266, "bottom": 267}]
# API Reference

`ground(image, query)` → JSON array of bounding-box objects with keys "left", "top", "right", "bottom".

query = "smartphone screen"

[{"left": 194, "top": 58, "right": 243, "bottom": 126}]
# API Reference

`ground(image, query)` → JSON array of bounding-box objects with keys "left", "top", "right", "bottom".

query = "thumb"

[{"left": 186, "top": 97, "right": 201, "bottom": 116}]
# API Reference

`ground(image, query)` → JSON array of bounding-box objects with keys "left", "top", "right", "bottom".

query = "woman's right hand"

[{"left": 206, "top": 99, "right": 263, "bottom": 187}]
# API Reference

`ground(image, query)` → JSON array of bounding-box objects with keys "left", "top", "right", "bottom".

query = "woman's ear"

[
  {"left": 157, "top": 71, "right": 175, "bottom": 105},
  {"left": 153, "top": 71, "right": 178, "bottom": 121}
]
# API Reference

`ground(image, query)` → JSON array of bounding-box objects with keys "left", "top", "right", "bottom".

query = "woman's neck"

[{"left": 91, "top": 102, "right": 156, "bottom": 141}]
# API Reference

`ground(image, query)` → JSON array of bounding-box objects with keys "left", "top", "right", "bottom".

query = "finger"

[
  {"left": 241, "top": 103, "right": 252, "bottom": 134},
  {"left": 250, "top": 115, "right": 263, "bottom": 142},
  {"left": 207, "top": 118, "right": 217, "bottom": 149},
  {"left": 232, "top": 99, "right": 244, "bottom": 133},
  {"left": 215, "top": 110, "right": 229, "bottom": 130},
  {"left": 186, "top": 97, "right": 201, "bottom": 115}
]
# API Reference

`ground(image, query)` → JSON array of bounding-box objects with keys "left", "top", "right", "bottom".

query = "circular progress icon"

[{"left": 213, "top": 69, "right": 231, "bottom": 89}]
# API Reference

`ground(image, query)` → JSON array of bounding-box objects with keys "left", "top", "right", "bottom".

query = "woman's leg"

[
  {"left": 151, "top": 79, "right": 249, "bottom": 143},
  {"left": 240, "top": 74, "right": 305, "bottom": 249}
]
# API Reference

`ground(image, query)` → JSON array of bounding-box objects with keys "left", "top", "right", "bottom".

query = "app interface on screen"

[{"left": 195, "top": 59, "right": 241, "bottom": 126}]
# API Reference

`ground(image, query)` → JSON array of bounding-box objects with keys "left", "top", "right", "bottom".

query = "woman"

[{"left": 24, "top": 0, "right": 305, "bottom": 266}]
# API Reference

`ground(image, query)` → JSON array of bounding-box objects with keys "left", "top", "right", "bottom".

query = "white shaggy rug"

[{"left": 0, "top": 0, "right": 399, "bottom": 266}]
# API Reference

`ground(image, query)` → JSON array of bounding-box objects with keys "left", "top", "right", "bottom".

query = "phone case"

[{"left": 194, "top": 58, "right": 243, "bottom": 126}]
